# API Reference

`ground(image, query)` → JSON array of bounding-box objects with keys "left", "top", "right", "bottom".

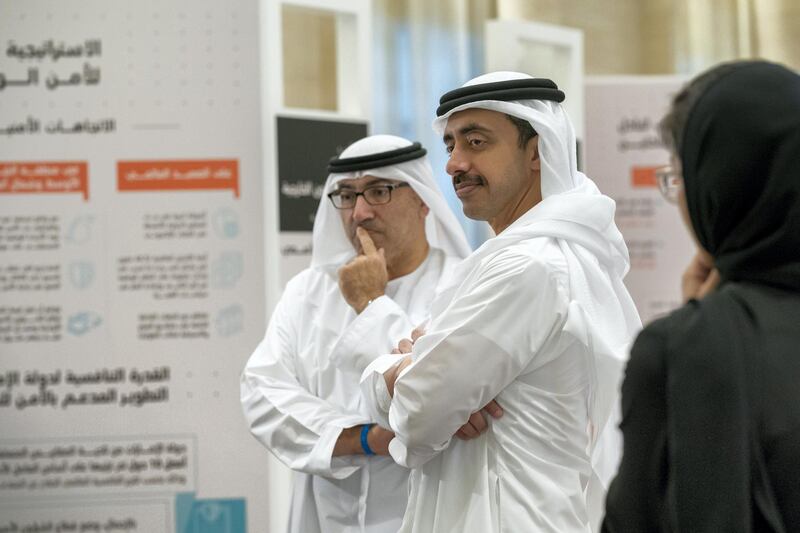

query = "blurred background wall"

[{"left": 282, "top": 0, "right": 799, "bottom": 246}]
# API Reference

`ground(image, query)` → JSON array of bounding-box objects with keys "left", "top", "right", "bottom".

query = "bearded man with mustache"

[
  {"left": 241, "top": 135, "right": 471, "bottom": 533},
  {"left": 361, "top": 73, "right": 641, "bottom": 533}
]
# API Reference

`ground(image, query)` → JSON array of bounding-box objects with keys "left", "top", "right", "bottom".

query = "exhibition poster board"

[
  {"left": 0, "top": 2, "right": 270, "bottom": 532},
  {"left": 585, "top": 76, "right": 695, "bottom": 325}
]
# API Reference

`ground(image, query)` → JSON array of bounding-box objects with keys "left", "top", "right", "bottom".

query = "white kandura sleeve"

[
  {"left": 240, "top": 283, "right": 366, "bottom": 479},
  {"left": 241, "top": 286, "right": 418, "bottom": 478},
  {"left": 360, "top": 352, "right": 407, "bottom": 428},
  {"left": 386, "top": 252, "right": 569, "bottom": 468},
  {"left": 327, "top": 295, "right": 416, "bottom": 382}
]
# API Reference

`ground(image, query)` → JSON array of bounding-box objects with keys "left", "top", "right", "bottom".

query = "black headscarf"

[{"left": 680, "top": 61, "right": 800, "bottom": 291}]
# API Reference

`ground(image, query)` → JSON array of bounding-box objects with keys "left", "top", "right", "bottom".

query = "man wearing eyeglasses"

[{"left": 241, "top": 134, "right": 471, "bottom": 533}]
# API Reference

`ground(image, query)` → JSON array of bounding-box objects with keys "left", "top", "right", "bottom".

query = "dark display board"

[{"left": 277, "top": 116, "right": 368, "bottom": 232}]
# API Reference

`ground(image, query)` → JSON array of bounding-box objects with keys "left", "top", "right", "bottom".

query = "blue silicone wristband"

[{"left": 360, "top": 424, "right": 375, "bottom": 456}]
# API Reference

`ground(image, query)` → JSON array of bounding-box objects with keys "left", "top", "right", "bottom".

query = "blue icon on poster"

[
  {"left": 215, "top": 304, "right": 243, "bottom": 338},
  {"left": 65, "top": 215, "right": 94, "bottom": 244},
  {"left": 175, "top": 492, "right": 246, "bottom": 533},
  {"left": 69, "top": 261, "right": 95, "bottom": 289},
  {"left": 211, "top": 252, "right": 243, "bottom": 289},
  {"left": 213, "top": 208, "right": 239, "bottom": 239},
  {"left": 67, "top": 311, "right": 102, "bottom": 336}
]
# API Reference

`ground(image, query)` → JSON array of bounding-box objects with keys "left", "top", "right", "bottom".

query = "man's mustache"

[
  {"left": 453, "top": 174, "right": 484, "bottom": 187},
  {"left": 349, "top": 224, "right": 379, "bottom": 240}
]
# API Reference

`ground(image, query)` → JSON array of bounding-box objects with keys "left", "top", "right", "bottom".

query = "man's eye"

[
  {"left": 339, "top": 191, "right": 355, "bottom": 201},
  {"left": 369, "top": 188, "right": 390, "bottom": 199},
  {"left": 468, "top": 138, "right": 485, "bottom": 147},
  {"left": 445, "top": 145, "right": 454, "bottom": 154}
]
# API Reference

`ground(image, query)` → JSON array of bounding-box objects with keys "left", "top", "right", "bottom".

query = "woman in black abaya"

[{"left": 602, "top": 61, "right": 800, "bottom": 532}]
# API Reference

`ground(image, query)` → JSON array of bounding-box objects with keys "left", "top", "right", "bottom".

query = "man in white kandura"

[
  {"left": 240, "top": 134, "right": 471, "bottom": 533},
  {"left": 361, "top": 73, "right": 642, "bottom": 532}
]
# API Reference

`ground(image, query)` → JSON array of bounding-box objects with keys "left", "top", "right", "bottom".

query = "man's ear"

[
  {"left": 420, "top": 202, "right": 430, "bottom": 218},
  {"left": 530, "top": 136, "right": 541, "bottom": 172}
]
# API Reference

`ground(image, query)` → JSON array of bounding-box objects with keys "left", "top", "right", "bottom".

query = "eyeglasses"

[
  {"left": 656, "top": 165, "right": 682, "bottom": 204},
  {"left": 327, "top": 182, "right": 410, "bottom": 209}
]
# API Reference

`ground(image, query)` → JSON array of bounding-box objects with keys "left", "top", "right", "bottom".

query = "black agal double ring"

[
  {"left": 327, "top": 142, "right": 427, "bottom": 173},
  {"left": 436, "top": 78, "right": 565, "bottom": 117}
]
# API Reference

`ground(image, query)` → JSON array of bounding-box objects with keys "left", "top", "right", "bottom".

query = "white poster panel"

[
  {"left": 0, "top": 2, "right": 269, "bottom": 532},
  {"left": 585, "top": 77, "right": 695, "bottom": 325}
]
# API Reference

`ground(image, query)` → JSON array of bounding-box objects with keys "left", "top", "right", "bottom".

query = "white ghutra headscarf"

[{"left": 311, "top": 134, "right": 471, "bottom": 270}]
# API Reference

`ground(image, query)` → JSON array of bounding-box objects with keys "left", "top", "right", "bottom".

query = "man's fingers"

[
  {"left": 455, "top": 407, "right": 500, "bottom": 441},
  {"left": 391, "top": 348, "right": 400, "bottom": 354},
  {"left": 356, "top": 227, "right": 378, "bottom": 256},
  {"left": 458, "top": 422, "right": 479, "bottom": 439},
  {"left": 483, "top": 399, "right": 504, "bottom": 419},
  {"left": 468, "top": 411, "right": 487, "bottom": 433},
  {"left": 396, "top": 355, "right": 413, "bottom": 374},
  {"left": 411, "top": 326, "right": 426, "bottom": 342},
  {"left": 398, "top": 338, "right": 413, "bottom": 354}
]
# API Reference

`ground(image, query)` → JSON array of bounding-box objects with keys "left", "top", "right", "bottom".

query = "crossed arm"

[
  {"left": 385, "top": 327, "right": 504, "bottom": 441},
  {"left": 362, "top": 253, "right": 569, "bottom": 467}
]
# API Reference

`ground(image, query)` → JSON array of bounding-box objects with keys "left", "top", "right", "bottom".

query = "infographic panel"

[{"left": 0, "top": 2, "right": 269, "bottom": 531}]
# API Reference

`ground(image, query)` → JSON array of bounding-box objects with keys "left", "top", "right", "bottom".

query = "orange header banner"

[
  {"left": 0, "top": 161, "right": 89, "bottom": 200},
  {"left": 117, "top": 159, "right": 239, "bottom": 198},
  {"left": 631, "top": 165, "right": 659, "bottom": 188}
]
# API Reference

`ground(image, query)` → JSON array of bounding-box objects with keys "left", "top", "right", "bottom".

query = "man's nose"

[
  {"left": 446, "top": 147, "right": 470, "bottom": 177},
  {"left": 350, "top": 194, "right": 375, "bottom": 223}
]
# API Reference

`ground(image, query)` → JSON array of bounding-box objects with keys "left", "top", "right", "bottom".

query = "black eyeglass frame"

[{"left": 327, "top": 182, "right": 410, "bottom": 209}]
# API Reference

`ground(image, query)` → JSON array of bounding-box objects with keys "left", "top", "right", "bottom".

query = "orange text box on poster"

[
  {"left": 117, "top": 159, "right": 239, "bottom": 197},
  {"left": 0, "top": 162, "right": 89, "bottom": 200},
  {"left": 631, "top": 166, "right": 659, "bottom": 188}
]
